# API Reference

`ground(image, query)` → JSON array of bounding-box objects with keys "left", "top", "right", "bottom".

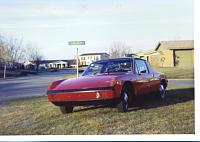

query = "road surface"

[
  {"left": 0, "top": 70, "right": 76, "bottom": 102},
  {"left": 0, "top": 72, "right": 194, "bottom": 102},
  {"left": 168, "top": 79, "right": 194, "bottom": 86}
]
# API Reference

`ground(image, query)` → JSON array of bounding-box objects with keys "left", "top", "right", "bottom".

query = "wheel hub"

[
  {"left": 124, "top": 92, "right": 128, "bottom": 102},
  {"left": 160, "top": 84, "right": 165, "bottom": 99}
]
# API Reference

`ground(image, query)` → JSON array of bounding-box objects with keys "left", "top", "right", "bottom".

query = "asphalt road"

[
  {"left": 0, "top": 72, "right": 194, "bottom": 102},
  {"left": 0, "top": 70, "right": 76, "bottom": 102},
  {"left": 168, "top": 79, "right": 194, "bottom": 86}
]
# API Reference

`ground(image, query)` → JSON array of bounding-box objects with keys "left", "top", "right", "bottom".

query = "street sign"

[
  {"left": 68, "top": 41, "right": 85, "bottom": 45},
  {"left": 68, "top": 41, "right": 85, "bottom": 78}
]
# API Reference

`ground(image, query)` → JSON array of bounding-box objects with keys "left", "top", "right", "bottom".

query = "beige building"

[
  {"left": 79, "top": 53, "right": 109, "bottom": 66},
  {"left": 131, "top": 40, "right": 194, "bottom": 68},
  {"left": 154, "top": 40, "right": 194, "bottom": 67}
]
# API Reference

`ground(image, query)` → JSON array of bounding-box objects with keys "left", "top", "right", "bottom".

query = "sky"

[{"left": 0, "top": 0, "right": 194, "bottom": 60}]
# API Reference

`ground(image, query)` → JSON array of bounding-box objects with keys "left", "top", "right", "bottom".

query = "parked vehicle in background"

[{"left": 47, "top": 57, "right": 168, "bottom": 113}]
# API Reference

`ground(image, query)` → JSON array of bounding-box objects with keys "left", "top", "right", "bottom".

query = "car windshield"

[{"left": 82, "top": 60, "right": 132, "bottom": 76}]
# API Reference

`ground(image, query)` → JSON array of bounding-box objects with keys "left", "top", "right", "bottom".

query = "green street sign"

[{"left": 68, "top": 41, "right": 85, "bottom": 45}]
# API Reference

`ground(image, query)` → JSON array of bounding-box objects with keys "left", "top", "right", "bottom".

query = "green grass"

[
  {"left": 0, "top": 85, "right": 194, "bottom": 135},
  {"left": 152, "top": 67, "right": 194, "bottom": 79}
]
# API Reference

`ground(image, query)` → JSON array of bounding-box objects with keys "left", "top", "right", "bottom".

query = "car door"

[
  {"left": 134, "top": 59, "right": 152, "bottom": 95},
  {"left": 145, "top": 61, "right": 160, "bottom": 93}
]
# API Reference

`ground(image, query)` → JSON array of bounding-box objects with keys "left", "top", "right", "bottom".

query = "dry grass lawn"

[
  {"left": 152, "top": 67, "right": 194, "bottom": 79},
  {"left": 0, "top": 85, "right": 194, "bottom": 135}
]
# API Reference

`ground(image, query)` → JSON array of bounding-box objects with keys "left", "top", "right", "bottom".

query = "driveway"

[{"left": 0, "top": 73, "right": 194, "bottom": 102}]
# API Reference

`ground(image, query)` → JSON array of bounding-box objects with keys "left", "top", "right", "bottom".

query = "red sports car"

[{"left": 47, "top": 57, "right": 168, "bottom": 113}]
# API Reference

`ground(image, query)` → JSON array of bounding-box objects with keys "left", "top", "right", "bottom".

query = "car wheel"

[
  {"left": 117, "top": 86, "right": 129, "bottom": 112},
  {"left": 159, "top": 83, "right": 166, "bottom": 100},
  {"left": 60, "top": 106, "right": 74, "bottom": 114}
]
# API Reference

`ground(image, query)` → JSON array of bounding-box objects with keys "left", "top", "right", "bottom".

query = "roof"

[
  {"left": 35, "top": 60, "right": 69, "bottom": 64},
  {"left": 80, "top": 52, "right": 109, "bottom": 56},
  {"left": 155, "top": 40, "right": 194, "bottom": 50},
  {"left": 137, "top": 50, "right": 158, "bottom": 55},
  {"left": 67, "top": 59, "right": 76, "bottom": 65},
  {"left": 128, "top": 50, "right": 158, "bottom": 57}
]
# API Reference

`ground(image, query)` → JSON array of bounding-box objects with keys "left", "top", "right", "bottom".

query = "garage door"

[{"left": 175, "top": 49, "right": 194, "bottom": 68}]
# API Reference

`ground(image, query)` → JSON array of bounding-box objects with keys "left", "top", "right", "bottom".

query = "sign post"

[
  {"left": 68, "top": 41, "right": 85, "bottom": 78},
  {"left": 4, "top": 63, "right": 6, "bottom": 79},
  {"left": 0, "top": 58, "right": 7, "bottom": 79},
  {"left": 76, "top": 47, "right": 78, "bottom": 77}
]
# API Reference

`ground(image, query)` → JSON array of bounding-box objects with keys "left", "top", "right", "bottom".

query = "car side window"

[
  {"left": 135, "top": 63, "right": 139, "bottom": 74},
  {"left": 135, "top": 59, "right": 149, "bottom": 74}
]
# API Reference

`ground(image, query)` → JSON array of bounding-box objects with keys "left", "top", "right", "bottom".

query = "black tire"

[
  {"left": 117, "top": 85, "right": 130, "bottom": 112},
  {"left": 59, "top": 106, "right": 74, "bottom": 114},
  {"left": 158, "top": 83, "right": 166, "bottom": 100}
]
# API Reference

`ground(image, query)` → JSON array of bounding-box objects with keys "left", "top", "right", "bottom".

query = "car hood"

[{"left": 51, "top": 75, "right": 118, "bottom": 90}]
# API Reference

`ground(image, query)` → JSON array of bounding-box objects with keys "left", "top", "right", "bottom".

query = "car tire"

[
  {"left": 159, "top": 83, "right": 166, "bottom": 100},
  {"left": 117, "top": 85, "right": 129, "bottom": 112},
  {"left": 60, "top": 106, "right": 74, "bottom": 114}
]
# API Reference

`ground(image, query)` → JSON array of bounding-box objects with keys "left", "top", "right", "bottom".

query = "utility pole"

[{"left": 76, "top": 47, "right": 79, "bottom": 78}]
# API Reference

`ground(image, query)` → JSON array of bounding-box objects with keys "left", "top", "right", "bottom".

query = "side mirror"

[
  {"left": 140, "top": 70, "right": 146, "bottom": 73},
  {"left": 105, "top": 68, "right": 110, "bottom": 74}
]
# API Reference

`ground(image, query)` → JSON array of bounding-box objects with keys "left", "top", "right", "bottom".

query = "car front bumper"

[{"left": 47, "top": 87, "right": 119, "bottom": 106}]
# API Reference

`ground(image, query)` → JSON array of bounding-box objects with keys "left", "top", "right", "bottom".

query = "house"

[
  {"left": 126, "top": 51, "right": 160, "bottom": 67},
  {"left": 154, "top": 40, "right": 194, "bottom": 67},
  {"left": 24, "top": 60, "right": 69, "bottom": 70},
  {"left": 79, "top": 52, "right": 109, "bottom": 66},
  {"left": 128, "top": 40, "right": 194, "bottom": 68},
  {"left": 45, "top": 60, "right": 68, "bottom": 69}
]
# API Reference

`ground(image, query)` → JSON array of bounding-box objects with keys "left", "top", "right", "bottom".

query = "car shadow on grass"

[
  {"left": 128, "top": 87, "right": 194, "bottom": 112},
  {"left": 74, "top": 105, "right": 106, "bottom": 113},
  {"left": 73, "top": 87, "right": 194, "bottom": 113}
]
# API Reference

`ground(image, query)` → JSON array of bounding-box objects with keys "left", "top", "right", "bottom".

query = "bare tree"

[
  {"left": 0, "top": 35, "right": 25, "bottom": 69},
  {"left": 25, "top": 44, "right": 43, "bottom": 72},
  {"left": 0, "top": 35, "right": 9, "bottom": 63},
  {"left": 109, "top": 41, "right": 132, "bottom": 58},
  {"left": 7, "top": 37, "right": 25, "bottom": 65},
  {"left": 0, "top": 35, "right": 10, "bottom": 78}
]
